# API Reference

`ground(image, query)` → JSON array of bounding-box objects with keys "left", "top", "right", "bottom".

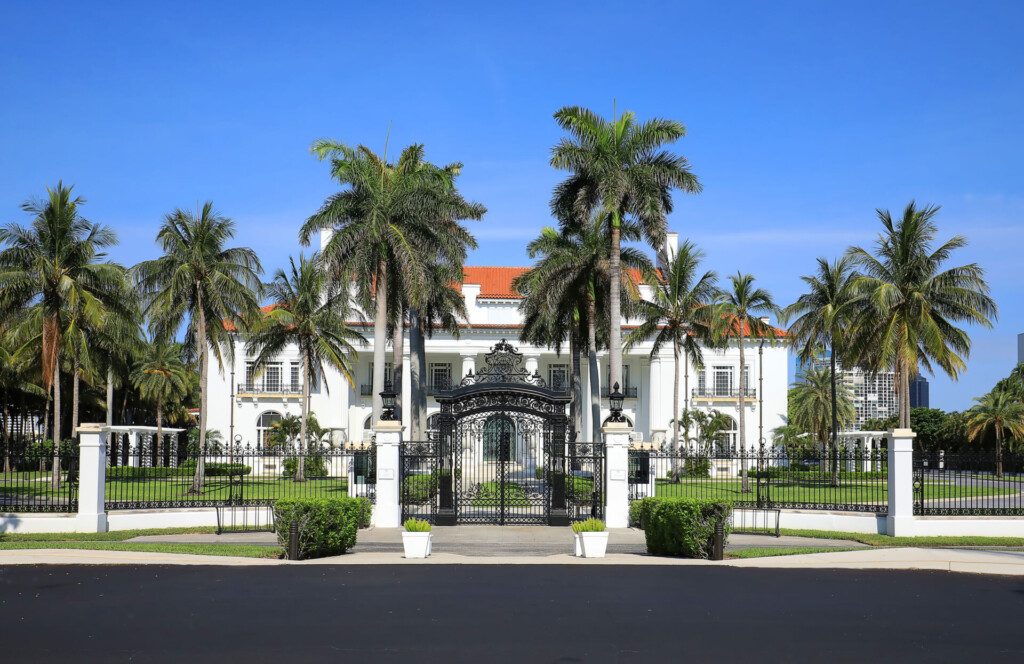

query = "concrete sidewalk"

[{"left": 4, "top": 546, "right": 1024, "bottom": 575}]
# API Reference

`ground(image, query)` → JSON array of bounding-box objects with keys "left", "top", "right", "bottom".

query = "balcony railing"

[
  {"left": 691, "top": 387, "right": 757, "bottom": 399},
  {"left": 601, "top": 386, "right": 638, "bottom": 398},
  {"left": 359, "top": 384, "right": 373, "bottom": 397},
  {"left": 236, "top": 383, "right": 302, "bottom": 395},
  {"left": 426, "top": 381, "right": 452, "bottom": 396}
]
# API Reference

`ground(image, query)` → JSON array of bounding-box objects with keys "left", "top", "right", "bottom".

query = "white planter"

[
  {"left": 402, "top": 532, "right": 432, "bottom": 559},
  {"left": 573, "top": 533, "right": 582, "bottom": 556},
  {"left": 578, "top": 531, "right": 609, "bottom": 558}
]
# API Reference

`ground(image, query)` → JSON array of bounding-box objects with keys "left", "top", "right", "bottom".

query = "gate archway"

[{"left": 424, "top": 340, "right": 603, "bottom": 526}]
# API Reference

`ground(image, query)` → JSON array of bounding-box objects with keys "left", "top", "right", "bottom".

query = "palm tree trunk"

[
  {"left": 995, "top": 425, "right": 1004, "bottom": 478},
  {"left": 297, "top": 354, "right": 309, "bottom": 482},
  {"left": 608, "top": 213, "right": 623, "bottom": 391},
  {"left": 569, "top": 333, "right": 583, "bottom": 438},
  {"left": 190, "top": 291, "right": 208, "bottom": 494},
  {"left": 51, "top": 369, "right": 61, "bottom": 489},
  {"left": 371, "top": 268, "right": 388, "bottom": 424},
  {"left": 671, "top": 338, "right": 681, "bottom": 482},
  {"left": 106, "top": 364, "right": 114, "bottom": 428},
  {"left": 829, "top": 346, "right": 839, "bottom": 487},
  {"left": 683, "top": 357, "right": 690, "bottom": 449},
  {"left": 409, "top": 308, "right": 424, "bottom": 440},
  {"left": 738, "top": 334, "right": 748, "bottom": 493},
  {"left": 898, "top": 362, "right": 911, "bottom": 429},
  {"left": 155, "top": 399, "right": 164, "bottom": 467},
  {"left": 392, "top": 307, "right": 404, "bottom": 424},
  {"left": 586, "top": 291, "right": 601, "bottom": 443},
  {"left": 71, "top": 358, "right": 80, "bottom": 437}
]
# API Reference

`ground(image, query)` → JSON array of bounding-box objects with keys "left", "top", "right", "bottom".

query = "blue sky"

[{"left": 2, "top": 1, "right": 1022, "bottom": 411}]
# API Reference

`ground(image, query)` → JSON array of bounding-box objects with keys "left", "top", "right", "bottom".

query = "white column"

[
  {"left": 648, "top": 357, "right": 661, "bottom": 432},
  {"left": 461, "top": 352, "right": 476, "bottom": 379},
  {"left": 372, "top": 420, "right": 403, "bottom": 528},
  {"left": 127, "top": 429, "right": 139, "bottom": 467},
  {"left": 603, "top": 422, "right": 632, "bottom": 528},
  {"left": 886, "top": 428, "right": 916, "bottom": 536},
  {"left": 401, "top": 354, "right": 412, "bottom": 430},
  {"left": 524, "top": 354, "right": 539, "bottom": 377},
  {"left": 77, "top": 423, "right": 108, "bottom": 532}
]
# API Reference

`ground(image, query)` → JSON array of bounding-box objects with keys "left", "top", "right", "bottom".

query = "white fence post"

[
  {"left": 886, "top": 427, "right": 916, "bottom": 537},
  {"left": 603, "top": 422, "right": 632, "bottom": 528},
  {"left": 77, "top": 423, "right": 108, "bottom": 533},
  {"left": 371, "top": 421, "right": 403, "bottom": 528}
]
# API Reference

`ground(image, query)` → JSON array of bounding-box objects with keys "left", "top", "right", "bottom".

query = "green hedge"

[
  {"left": 178, "top": 461, "right": 253, "bottom": 477},
  {"left": 273, "top": 497, "right": 364, "bottom": 559},
  {"left": 281, "top": 456, "right": 328, "bottom": 479},
  {"left": 402, "top": 474, "right": 437, "bottom": 504},
  {"left": 747, "top": 467, "right": 886, "bottom": 480},
  {"left": 630, "top": 497, "right": 732, "bottom": 559},
  {"left": 107, "top": 462, "right": 252, "bottom": 479}
]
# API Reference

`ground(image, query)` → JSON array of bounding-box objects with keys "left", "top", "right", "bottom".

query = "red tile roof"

[{"left": 461, "top": 267, "right": 530, "bottom": 299}]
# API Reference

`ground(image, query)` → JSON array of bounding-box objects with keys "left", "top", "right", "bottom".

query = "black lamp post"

[
  {"left": 609, "top": 382, "right": 626, "bottom": 423},
  {"left": 380, "top": 379, "right": 398, "bottom": 421}
]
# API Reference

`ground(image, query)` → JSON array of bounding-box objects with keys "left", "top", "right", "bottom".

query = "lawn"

[
  {"left": 652, "top": 477, "right": 1016, "bottom": 505},
  {"left": 726, "top": 546, "right": 861, "bottom": 559},
  {"left": 776, "top": 529, "right": 1024, "bottom": 548},
  {"left": 1, "top": 476, "right": 350, "bottom": 505},
  {"left": 0, "top": 526, "right": 283, "bottom": 558}
]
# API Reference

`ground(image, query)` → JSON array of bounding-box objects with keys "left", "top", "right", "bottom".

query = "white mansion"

[{"left": 207, "top": 232, "right": 789, "bottom": 448}]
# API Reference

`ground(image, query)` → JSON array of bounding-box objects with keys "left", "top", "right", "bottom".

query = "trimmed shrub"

[
  {"left": 629, "top": 497, "right": 656, "bottom": 528},
  {"left": 566, "top": 476, "right": 595, "bottom": 503},
  {"left": 281, "top": 456, "right": 328, "bottom": 480},
  {"left": 633, "top": 497, "right": 732, "bottom": 559},
  {"left": 273, "top": 497, "right": 363, "bottom": 559},
  {"left": 473, "top": 481, "right": 527, "bottom": 506},
  {"left": 403, "top": 474, "right": 437, "bottom": 504},
  {"left": 683, "top": 458, "right": 711, "bottom": 478},
  {"left": 179, "top": 461, "right": 252, "bottom": 477},
  {"left": 351, "top": 497, "right": 373, "bottom": 528},
  {"left": 107, "top": 466, "right": 187, "bottom": 479}
]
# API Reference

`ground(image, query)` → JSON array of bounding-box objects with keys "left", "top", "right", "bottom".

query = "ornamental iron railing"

[
  {"left": 913, "top": 450, "right": 1024, "bottom": 516},
  {"left": 628, "top": 444, "right": 888, "bottom": 514},
  {"left": 1, "top": 442, "right": 79, "bottom": 513}
]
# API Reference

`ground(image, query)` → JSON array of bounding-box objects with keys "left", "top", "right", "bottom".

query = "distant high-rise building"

[
  {"left": 1018, "top": 333, "right": 1024, "bottom": 366},
  {"left": 909, "top": 375, "right": 929, "bottom": 409},
  {"left": 806, "top": 356, "right": 898, "bottom": 430}
]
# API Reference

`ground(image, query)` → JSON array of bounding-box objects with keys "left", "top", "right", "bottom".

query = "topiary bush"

[
  {"left": 281, "top": 456, "right": 328, "bottom": 480},
  {"left": 632, "top": 497, "right": 732, "bottom": 559},
  {"left": 273, "top": 497, "right": 364, "bottom": 559}
]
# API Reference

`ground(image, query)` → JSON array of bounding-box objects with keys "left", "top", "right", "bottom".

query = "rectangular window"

[
  {"left": 548, "top": 364, "right": 569, "bottom": 391},
  {"left": 713, "top": 366, "right": 733, "bottom": 396},
  {"left": 264, "top": 363, "right": 282, "bottom": 392},
  {"left": 368, "top": 362, "right": 394, "bottom": 384},
  {"left": 623, "top": 365, "right": 631, "bottom": 390},
  {"left": 698, "top": 370, "right": 706, "bottom": 394},
  {"left": 290, "top": 363, "right": 301, "bottom": 392},
  {"left": 245, "top": 362, "right": 255, "bottom": 390},
  {"left": 742, "top": 365, "right": 750, "bottom": 392},
  {"left": 430, "top": 363, "right": 451, "bottom": 389}
]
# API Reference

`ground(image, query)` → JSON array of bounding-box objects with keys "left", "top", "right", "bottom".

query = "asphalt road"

[{"left": 1, "top": 565, "right": 1022, "bottom": 662}]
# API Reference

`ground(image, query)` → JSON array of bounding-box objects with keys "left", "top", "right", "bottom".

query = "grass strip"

[
  {"left": 0, "top": 540, "right": 282, "bottom": 558},
  {"left": 727, "top": 546, "right": 860, "bottom": 559},
  {"left": 777, "top": 529, "right": 1024, "bottom": 548},
  {"left": 0, "top": 526, "right": 219, "bottom": 542}
]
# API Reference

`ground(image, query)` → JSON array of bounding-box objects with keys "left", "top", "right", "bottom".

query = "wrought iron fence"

[
  {"left": 1, "top": 442, "right": 79, "bottom": 513},
  {"left": 628, "top": 445, "right": 889, "bottom": 514},
  {"left": 565, "top": 441, "right": 605, "bottom": 522},
  {"left": 913, "top": 450, "right": 1024, "bottom": 516},
  {"left": 104, "top": 437, "right": 376, "bottom": 510},
  {"left": 400, "top": 440, "right": 441, "bottom": 523}
]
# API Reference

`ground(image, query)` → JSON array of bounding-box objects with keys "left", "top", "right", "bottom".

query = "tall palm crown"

[
  {"left": 246, "top": 254, "right": 363, "bottom": 478},
  {"left": 847, "top": 202, "right": 996, "bottom": 428},
  {"left": 714, "top": 272, "right": 779, "bottom": 492},
  {"left": 790, "top": 367, "right": 855, "bottom": 453},
  {"left": 783, "top": 256, "right": 859, "bottom": 460},
  {"left": 0, "top": 182, "right": 123, "bottom": 486},
  {"left": 966, "top": 387, "right": 1024, "bottom": 477},
  {"left": 625, "top": 241, "right": 717, "bottom": 454},
  {"left": 300, "top": 141, "right": 484, "bottom": 424},
  {"left": 133, "top": 202, "right": 263, "bottom": 491},
  {"left": 131, "top": 339, "right": 189, "bottom": 461},
  {"left": 550, "top": 105, "right": 701, "bottom": 393}
]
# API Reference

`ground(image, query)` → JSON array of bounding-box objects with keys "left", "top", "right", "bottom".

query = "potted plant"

[
  {"left": 572, "top": 518, "right": 608, "bottom": 558},
  {"left": 402, "top": 518, "right": 432, "bottom": 559}
]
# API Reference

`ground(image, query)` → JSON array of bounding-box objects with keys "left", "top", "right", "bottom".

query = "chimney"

[
  {"left": 664, "top": 232, "right": 679, "bottom": 261},
  {"left": 759, "top": 316, "right": 770, "bottom": 324}
]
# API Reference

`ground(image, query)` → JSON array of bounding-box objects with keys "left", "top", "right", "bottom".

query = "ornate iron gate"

[{"left": 423, "top": 339, "right": 602, "bottom": 526}]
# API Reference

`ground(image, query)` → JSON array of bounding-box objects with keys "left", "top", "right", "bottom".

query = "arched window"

[
  {"left": 483, "top": 415, "right": 515, "bottom": 462},
  {"left": 427, "top": 414, "right": 441, "bottom": 442},
  {"left": 363, "top": 414, "right": 372, "bottom": 430},
  {"left": 256, "top": 411, "right": 282, "bottom": 447},
  {"left": 716, "top": 415, "right": 738, "bottom": 457}
]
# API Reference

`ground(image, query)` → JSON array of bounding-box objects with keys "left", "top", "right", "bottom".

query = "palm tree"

[
  {"left": 409, "top": 263, "right": 467, "bottom": 440},
  {"left": 133, "top": 202, "right": 263, "bottom": 493},
  {"left": 625, "top": 240, "right": 717, "bottom": 466},
  {"left": 515, "top": 213, "right": 653, "bottom": 441},
  {"left": 847, "top": 202, "right": 996, "bottom": 429},
  {"left": 790, "top": 366, "right": 855, "bottom": 483},
  {"left": 550, "top": 105, "right": 701, "bottom": 394},
  {"left": 265, "top": 414, "right": 302, "bottom": 450},
  {"left": 246, "top": 254, "right": 363, "bottom": 481},
  {"left": 0, "top": 183, "right": 123, "bottom": 488},
  {"left": 783, "top": 256, "right": 859, "bottom": 475},
  {"left": 131, "top": 339, "right": 189, "bottom": 464},
  {"left": 0, "top": 331, "right": 45, "bottom": 472},
  {"left": 300, "top": 141, "right": 484, "bottom": 425},
  {"left": 966, "top": 387, "right": 1024, "bottom": 478},
  {"left": 714, "top": 273, "right": 779, "bottom": 492}
]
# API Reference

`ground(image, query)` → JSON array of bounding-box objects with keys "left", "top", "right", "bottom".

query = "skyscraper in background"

[
  {"left": 806, "top": 355, "right": 898, "bottom": 430},
  {"left": 909, "top": 375, "right": 930, "bottom": 409}
]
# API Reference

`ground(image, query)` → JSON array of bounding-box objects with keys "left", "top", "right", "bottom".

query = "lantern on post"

[
  {"left": 380, "top": 379, "right": 398, "bottom": 421},
  {"left": 609, "top": 382, "right": 626, "bottom": 423}
]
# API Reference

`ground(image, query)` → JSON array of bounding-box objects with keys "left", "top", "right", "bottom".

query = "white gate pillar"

[
  {"left": 886, "top": 428, "right": 916, "bottom": 536},
  {"left": 77, "top": 423, "right": 108, "bottom": 533},
  {"left": 603, "top": 422, "right": 632, "bottom": 528},
  {"left": 372, "top": 420, "right": 403, "bottom": 528}
]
